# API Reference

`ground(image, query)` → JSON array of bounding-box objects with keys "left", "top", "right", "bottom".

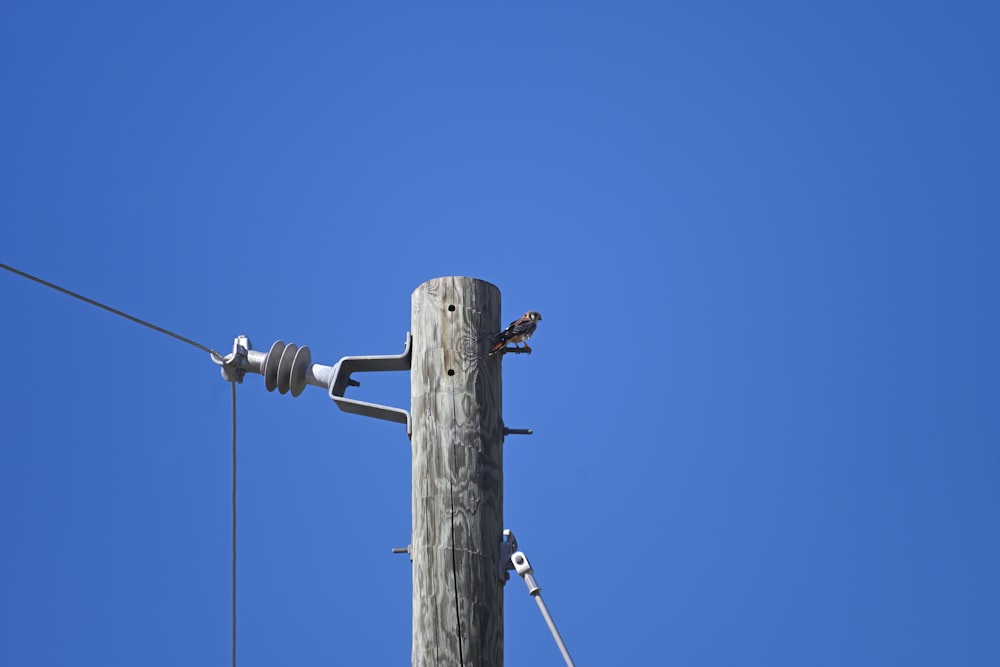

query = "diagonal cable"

[
  {"left": 3, "top": 261, "right": 238, "bottom": 662},
  {"left": 0, "top": 262, "right": 222, "bottom": 360}
]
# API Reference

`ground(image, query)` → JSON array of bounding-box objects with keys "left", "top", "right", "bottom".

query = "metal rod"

[{"left": 533, "top": 593, "right": 575, "bottom": 667}]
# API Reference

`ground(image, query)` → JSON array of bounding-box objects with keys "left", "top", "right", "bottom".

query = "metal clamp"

[
  {"left": 499, "top": 529, "right": 519, "bottom": 582},
  {"left": 500, "top": 529, "right": 539, "bottom": 593},
  {"left": 213, "top": 335, "right": 251, "bottom": 383}
]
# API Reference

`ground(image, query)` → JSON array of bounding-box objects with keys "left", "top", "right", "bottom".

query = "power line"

[
  {"left": 2, "top": 260, "right": 238, "bottom": 664},
  {"left": 0, "top": 262, "right": 222, "bottom": 360},
  {"left": 231, "top": 382, "right": 238, "bottom": 667}
]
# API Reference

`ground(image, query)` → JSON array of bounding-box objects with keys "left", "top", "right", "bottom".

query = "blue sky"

[{"left": 2, "top": 2, "right": 998, "bottom": 665}]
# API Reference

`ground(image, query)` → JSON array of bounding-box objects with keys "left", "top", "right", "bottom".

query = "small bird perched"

[{"left": 491, "top": 311, "right": 542, "bottom": 355}]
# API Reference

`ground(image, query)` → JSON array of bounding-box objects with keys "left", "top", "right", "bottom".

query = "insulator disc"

[
  {"left": 264, "top": 341, "right": 286, "bottom": 392},
  {"left": 276, "top": 343, "right": 298, "bottom": 395},
  {"left": 290, "top": 345, "right": 311, "bottom": 397}
]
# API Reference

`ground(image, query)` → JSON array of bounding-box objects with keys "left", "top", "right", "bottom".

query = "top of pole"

[{"left": 413, "top": 276, "right": 500, "bottom": 296}]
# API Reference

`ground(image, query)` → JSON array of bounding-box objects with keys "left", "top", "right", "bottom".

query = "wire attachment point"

[
  {"left": 499, "top": 529, "right": 519, "bottom": 582},
  {"left": 501, "top": 529, "right": 576, "bottom": 667},
  {"left": 214, "top": 335, "right": 252, "bottom": 383}
]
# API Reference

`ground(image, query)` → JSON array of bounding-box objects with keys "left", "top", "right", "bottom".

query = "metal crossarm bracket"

[
  {"left": 212, "top": 332, "right": 413, "bottom": 435},
  {"left": 328, "top": 333, "right": 412, "bottom": 434}
]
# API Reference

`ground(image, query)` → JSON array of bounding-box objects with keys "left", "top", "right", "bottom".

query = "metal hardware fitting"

[
  {"left": 213, "top": 332, "right": 413, "bottom": 434},
  {"left": 499, "top": 529, "right": 519, "bottom": 582},
  {"left": 328, "top": 333, "right": 412, "bottom": 434},
  {"left": 504, "top": 427, "right": 534, "bottom": 436},
  {"left": 215, "top": 335, "right": 252, "bottom": 384},
  {"left": 511, "top": 550, "right": 540, "bottom": 595},
  {"left": 498, "top": 346, "right": 532, "bottom": 356},
  {"left": 501, "top": 529, "right": 576, "bottom": 666}
]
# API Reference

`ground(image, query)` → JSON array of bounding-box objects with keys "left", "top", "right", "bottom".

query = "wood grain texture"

[{"left": 411, "top": 277, "right": 503, "bottom": 667}]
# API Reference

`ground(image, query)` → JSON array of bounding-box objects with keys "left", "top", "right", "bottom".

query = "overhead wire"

[
  {"left": 2, "top": 260, "right": 238, "bottom": 666},
  {"left": 231, "top": 381, "right": 238, "bottom": 667},
  {"left": 0, "top": 262, "right": 223, "bottom": 360}
]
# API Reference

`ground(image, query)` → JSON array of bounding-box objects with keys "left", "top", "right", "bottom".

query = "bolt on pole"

[{"left": 410, "top": 277, "right": 504, "bottom": 666}]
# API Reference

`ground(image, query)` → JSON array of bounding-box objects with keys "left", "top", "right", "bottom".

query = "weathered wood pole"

[{"left": 411, "top": 277, "right": 504, "bottom": 666}]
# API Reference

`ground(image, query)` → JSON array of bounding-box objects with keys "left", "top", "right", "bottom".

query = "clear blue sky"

[{"left": 2, "top": 2, "right": 998, "bottom": 665}]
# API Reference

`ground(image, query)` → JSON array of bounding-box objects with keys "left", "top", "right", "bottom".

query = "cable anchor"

[
  {"left": 501, "top": 529, "right": 576, "bottom": 667},
  {"left": 499, "top": 529, "right": 519, "bottom": 582}
]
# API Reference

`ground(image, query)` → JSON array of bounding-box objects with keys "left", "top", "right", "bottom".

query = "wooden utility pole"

[{"left": 411, "top": 277, "right": 504, "bottom": 666}]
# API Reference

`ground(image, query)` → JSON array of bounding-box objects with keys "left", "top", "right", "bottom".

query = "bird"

[{"left": 491, "top": 311, "right": 542, "bottom": 355}]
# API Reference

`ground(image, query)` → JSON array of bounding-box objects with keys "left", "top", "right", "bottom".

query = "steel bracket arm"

[{"left": 327, "top": 333, "right": 412, "bottom": 434}]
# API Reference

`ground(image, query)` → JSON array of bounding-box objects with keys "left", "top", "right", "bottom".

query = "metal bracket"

[
  {"left": 328, "top": 332, "right": 412, "bottom": 435},
  {"left": 499, "top": 529, "right": 519, "bottom": 582},
  {"left": 213, "top": 332, "right": 413, "bottom": 435}
]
